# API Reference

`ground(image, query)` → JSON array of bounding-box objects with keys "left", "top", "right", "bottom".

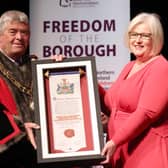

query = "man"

[{"left": 0, "top": 10, "right": 39, "bottom": 168}]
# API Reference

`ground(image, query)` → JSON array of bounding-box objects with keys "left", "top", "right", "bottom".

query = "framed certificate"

[{"left": 32, "top": 57, "right": 105, "bottom": 167}]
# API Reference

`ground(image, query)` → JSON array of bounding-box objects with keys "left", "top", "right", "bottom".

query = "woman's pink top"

[{"left": 105, "top": 56, "right": 168, "bottom": 168}]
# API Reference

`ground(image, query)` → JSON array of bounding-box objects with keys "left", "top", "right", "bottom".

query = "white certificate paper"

[{"left": 49, "top": 72, "right": 86, "bottom": 152}]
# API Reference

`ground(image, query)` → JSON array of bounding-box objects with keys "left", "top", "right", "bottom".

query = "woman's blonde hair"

[{"left": 125, "top": 12, "right": 164, "bottom": 56}]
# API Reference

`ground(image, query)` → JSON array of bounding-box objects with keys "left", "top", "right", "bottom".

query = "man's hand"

[
  {"left": 24, "top": 122, "right": 40, "bottom": 149},
  {"left": 51, "top": 54, "right": 65, "bottom": 61}
]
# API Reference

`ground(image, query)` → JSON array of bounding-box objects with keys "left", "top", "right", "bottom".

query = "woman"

[{"left": 101, "top": 12, "right": 168, "bottom": 168}]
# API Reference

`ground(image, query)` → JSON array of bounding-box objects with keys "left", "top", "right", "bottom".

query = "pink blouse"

[{"left": 105, "top": 55, "right": 168, "bottom": 167}]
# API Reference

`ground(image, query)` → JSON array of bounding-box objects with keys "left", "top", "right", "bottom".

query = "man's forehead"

[{"left": 5, "top": 21, "right": 29, "bottom": 30}]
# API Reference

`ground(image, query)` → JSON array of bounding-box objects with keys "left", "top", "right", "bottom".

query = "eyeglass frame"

[{"left": 128, "top": 32, "right": 152, "bottom": 40}]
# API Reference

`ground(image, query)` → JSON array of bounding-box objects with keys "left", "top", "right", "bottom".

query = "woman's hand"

[
  {"left": 101, "top": 139, "right": 116, "bottom": 164},
  {"left": 100, "top": 112, "right": 109, "bottom": 133}
]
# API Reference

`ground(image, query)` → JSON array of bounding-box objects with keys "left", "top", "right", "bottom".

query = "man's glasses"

[{"left": 129, "top": 32, "right": 152, "bottom": 40}]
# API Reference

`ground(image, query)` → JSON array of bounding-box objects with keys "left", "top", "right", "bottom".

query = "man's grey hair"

[{"left": 0, "top": 10, "right": 29, "bottom": 33}]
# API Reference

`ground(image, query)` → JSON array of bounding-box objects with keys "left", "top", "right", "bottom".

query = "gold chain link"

[{"left": 0, "top": 62, "right": 32, "bottom": 96}]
